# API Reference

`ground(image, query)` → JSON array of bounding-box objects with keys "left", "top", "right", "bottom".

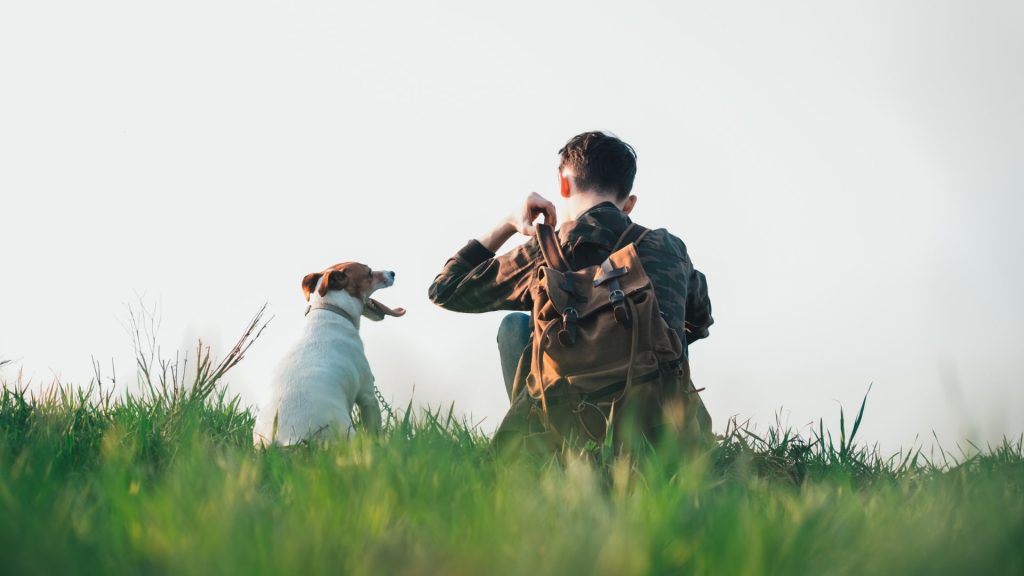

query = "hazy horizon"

[{"left": 2, "top": 0, "right": 1022, "bottom": 452}]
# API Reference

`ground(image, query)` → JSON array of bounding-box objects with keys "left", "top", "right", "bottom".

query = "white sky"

[{"left": 2, "top": 0, "right": 1022, "bottom": 452}]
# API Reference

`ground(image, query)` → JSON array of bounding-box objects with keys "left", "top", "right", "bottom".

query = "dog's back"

[
  {"left": 253, "top": 311, "right": 372, "bottom": 445},
  {"left": 253, "top": 262, "right": 402, "bottom": 447}
]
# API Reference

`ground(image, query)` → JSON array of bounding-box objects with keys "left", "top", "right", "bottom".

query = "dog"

[{"left": 253, "top": 262, "right": 405, "bottom": 446}]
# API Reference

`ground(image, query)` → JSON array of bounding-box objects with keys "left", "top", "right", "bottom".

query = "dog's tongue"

[{"left": 368, "top": 298, "right": 406, "bottom": 318}]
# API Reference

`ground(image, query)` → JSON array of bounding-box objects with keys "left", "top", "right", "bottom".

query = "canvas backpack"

[
  {"left": 492, "top": 221, "right": 713, "bottom": 453},
  {"left": 509, "top": 222, "right": 691, "bottom": 439}
]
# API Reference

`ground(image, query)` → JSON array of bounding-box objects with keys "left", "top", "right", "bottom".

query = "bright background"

[{"left": 2, "top": 0, "right": 1022, "bottom": 452}]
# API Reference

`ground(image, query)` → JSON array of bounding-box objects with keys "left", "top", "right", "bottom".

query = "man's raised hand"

[
  {"left": 511, "top": 192, "right": 558, "bottom": 237},
  {"left": 477, "top": 193, "right": 558, "bottom": 253}
]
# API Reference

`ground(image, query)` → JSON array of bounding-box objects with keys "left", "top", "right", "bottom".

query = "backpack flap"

[{"left": 539, "top": 244, "right": 652, "bottom": 322}]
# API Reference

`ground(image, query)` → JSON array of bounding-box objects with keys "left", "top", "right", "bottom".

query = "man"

[{"left": 429, "top": 131, "right": 713, "bottom": 452}]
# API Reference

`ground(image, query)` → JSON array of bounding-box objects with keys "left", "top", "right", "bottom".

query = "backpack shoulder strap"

[
  {"left": 535, "top": 223, "right": 571, "bottom": 271},
  {"left": 598, "top": 223, "right": 651, "bottom": 329},
  {"left": 611, "top": 223, "right": 650, "bottom": 253}
]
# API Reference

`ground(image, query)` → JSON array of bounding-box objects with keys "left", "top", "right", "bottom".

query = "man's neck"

[{"left": 566, "top": 192, "right": 621, "bottom": 221}]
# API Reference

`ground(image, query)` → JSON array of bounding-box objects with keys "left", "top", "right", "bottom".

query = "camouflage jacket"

[{"left": 428, "top": 202, "right": 713, "bottom": 356}]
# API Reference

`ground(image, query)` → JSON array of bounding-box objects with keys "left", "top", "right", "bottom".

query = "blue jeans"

[{"left": 496, "top": 313, "right": 531, "bottom": 401}]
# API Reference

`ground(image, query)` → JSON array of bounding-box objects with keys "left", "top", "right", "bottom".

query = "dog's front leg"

[{"left": 355, "top": 385, "right": 382, "bottom": 435}]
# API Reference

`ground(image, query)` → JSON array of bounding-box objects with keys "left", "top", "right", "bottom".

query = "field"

[{"left": 0, "top": 315, "right": 1021, "bottom": 575}]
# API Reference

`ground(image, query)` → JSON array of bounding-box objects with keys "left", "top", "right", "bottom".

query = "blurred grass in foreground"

[{"left": 0, "top": 309, "right": 1020, "bottom": 575}]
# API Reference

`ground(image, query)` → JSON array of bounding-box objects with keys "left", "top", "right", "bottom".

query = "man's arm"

[
  {"left": 684, "top": 268, "right": 713, "bottom": 345},
  {"left": 477, "top": 192, "right": 558, "bottom": 251},
  {"left": 428, "top": 193, "right": 557, "bottom": 313},
  {"left": 477, "top": 221, "right": 517, "bottom": 253},
  {"left": 643, "top": 230, "right": 713, "bottom": 346}
]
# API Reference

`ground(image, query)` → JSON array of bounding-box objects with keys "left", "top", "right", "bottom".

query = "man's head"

[{"left": 558, "top": 132, "right": 638, "bottom": 204}]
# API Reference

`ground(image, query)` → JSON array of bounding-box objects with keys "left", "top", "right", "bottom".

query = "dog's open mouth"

[{"left": 365, "top": 298, "right": 406, "bottom": 320}]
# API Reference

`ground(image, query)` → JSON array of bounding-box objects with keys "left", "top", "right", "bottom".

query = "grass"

[{"left": 0, "top": 310, "right": 1021, "bottom": 575}]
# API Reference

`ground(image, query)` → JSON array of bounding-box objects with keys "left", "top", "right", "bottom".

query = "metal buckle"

[
  {"left": 609, "top": 289, "right": 625, "bottom": 303},
  {"left": 613, "top": 304, "right": 631, "bottom": 326},
  {"left": 558, "top": 307, "right": 579, "bottom": 346}
]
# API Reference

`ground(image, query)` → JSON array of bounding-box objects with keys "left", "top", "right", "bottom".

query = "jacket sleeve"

[
  {"left": 427, "top": 239, "right": 539, "bottom": 313},
  {"left": 684, "top": 267, "right": 713, "bottom": 345}
]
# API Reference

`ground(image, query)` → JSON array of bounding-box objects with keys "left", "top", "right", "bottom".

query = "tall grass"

[{"left": 0, "top": 311, "right": 1020, "bottom": 575}]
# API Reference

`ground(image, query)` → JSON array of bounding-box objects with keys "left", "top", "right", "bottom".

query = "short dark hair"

[{"left": 558, "top": 131, "right": 637, "bottom": 200}]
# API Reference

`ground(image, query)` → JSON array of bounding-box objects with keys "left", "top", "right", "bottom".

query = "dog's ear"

[
  {"left": 301, "top": 273, "right": 322, "bottom": 302},
  {"left": 317, "top": 269, "right": 348, "bottom": 297}
]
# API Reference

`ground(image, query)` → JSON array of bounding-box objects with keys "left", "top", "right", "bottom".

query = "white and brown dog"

[{"left": 253, "top": 262, "right": 405, "bottom": 446}]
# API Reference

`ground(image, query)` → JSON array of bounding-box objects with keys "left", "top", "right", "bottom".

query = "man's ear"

[
  {"left": 301, "top": 273, "right": 322, "bottom": 302},
  {"left": 622, "top": 194, "right": 638, "bottom": 215},
  {"left": 317, "top": 269, "right": 348, "bottom": 297},
  {"left": 559, "top": 173, "right": 572, "bottom": 198}
]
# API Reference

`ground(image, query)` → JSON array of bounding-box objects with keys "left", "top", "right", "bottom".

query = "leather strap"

[
  {"left": 580, "top": 368, "right": 661, "bottom": 402},
  {"left": 536, "top": 223, "right": 571, "bottom": 272},
  {"left": 536, "top": 223, "right": 581, "bottom": 347},
  {"left": 601, "top": 259, "right": 632, "bottom": 327},
  {"left": 621, "top": 297, "right": 641, "bottom": 400},
  {"left": 305, "top": 301, "right": 357, "bottom": 326},
  {"left": 611, "top": 222, "right": 650, "bottom": 253},
  {"left": 572, "top": 297, "right": 642, "bottom": 441},
  {"left": 593, "top": 265, "right": 629, "bottom": 288},
  {"left": 603, "top": 223, "right": 649, "bottom": 328}
]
